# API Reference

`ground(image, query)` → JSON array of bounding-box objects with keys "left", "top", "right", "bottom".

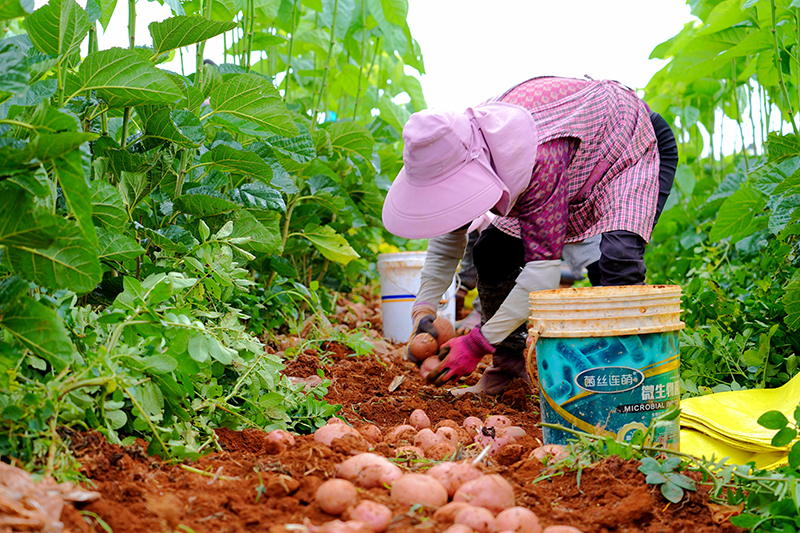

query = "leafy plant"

[
  {"left": 638, "top": 456, "right": 697, "bottom": 503},
  {"left": 757, "top": 407, "right": 800, "bottom": 468}
]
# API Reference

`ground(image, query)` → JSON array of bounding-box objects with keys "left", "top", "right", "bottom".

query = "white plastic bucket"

[{"left": 377, "top": 252, "right": 456, "bottom": 343}]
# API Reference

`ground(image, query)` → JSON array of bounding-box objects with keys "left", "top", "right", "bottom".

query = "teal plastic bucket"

[{"left": 526, "top": 285, "right": 684, "bottom": 450}]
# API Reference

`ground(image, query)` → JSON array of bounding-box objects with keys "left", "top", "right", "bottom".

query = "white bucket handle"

[{"left": 525, "top": 319, "right": 546, "bottom": 382}]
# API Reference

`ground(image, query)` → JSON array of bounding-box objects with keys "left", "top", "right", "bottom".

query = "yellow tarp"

[{"left": 679, "top": 373, "right": 800, "bottom": 469}]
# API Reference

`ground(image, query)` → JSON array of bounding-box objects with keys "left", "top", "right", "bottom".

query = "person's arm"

[{"left": 411, "top": 228, "right": 468, "bottom": 318}]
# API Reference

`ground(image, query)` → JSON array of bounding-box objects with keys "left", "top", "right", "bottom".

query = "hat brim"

[{"left": 382, "top": 156, "right": 504, "bottom": 240}]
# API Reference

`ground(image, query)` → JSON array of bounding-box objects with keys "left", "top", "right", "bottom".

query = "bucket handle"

[{"left": 525, "top": 319, "right": 546, "bottom": 382}]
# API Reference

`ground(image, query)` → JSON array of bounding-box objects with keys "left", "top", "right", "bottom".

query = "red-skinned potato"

[
  {"left": 444, "top": 525, "right": 474, "bottom": 533},
  {"left": 408, "top": 333, "right": 438, "bottom": 360},
  {"left": 463, "top": 416, "right": 484, "bottom": 437},
  {"left": 454, "top": 505, "right": 497, "bottom": 533},
  {"left": 542, "top": 527, "right": 584, "bottom": 533},
  {"left": 395, "top": 446, "right": 425, "bottom": 459},
  {"left": 435, "top": 419, "right": 459, "bottom": 431},
  {"left": 495, "top": 507, "right": 542, "bottom": 533},
  {"left": 357, "top": 424, "right": 382, "bottom": 443},
  {"left": 314, "top": 424, "right": 365, "bottom": 446},
  {"left": 390, "top": 473, "right": 448, "bottom": 508},
  {"left": 384, "top": 425, "right": 417, "bottom": 445},
  {"left": 328, "top": 417, "right": 346, "bottom": 425},
  {"left": 433, "top": 501, "right": 473, "bottom": 524},
  {"left": 264, "top": 429, "right": 295, "bottom": 452},
  {"left": 310, "top": 520, "right": 373, "bottom": 533},
  {"left": 414, "top": 428, "right": 443, "bottom": 451},
  {"left": 420, "top": 357, "right": 441, "bottom": 379},
  {"left": 530, "top": 444, "right": 569, "bottom": 463},
  {"left": 425, "top": 441, "right": 456, "bottom": 461},
  {"left": 427, "top": 462, "right": 484, "bottom": 498},
  {"left": 436, "top": 427, "right": 459, "bottom": 447},
  {"left": 409, "top": 409, "right": 431, "bottom": 430},
  {"left": 485, "top": 415, "right": 511, "bottom": 429},
  {"left": 316, "top": 479, "right": 359, "bottom": 515},
  {"left": 345, "top": 501, "right": 392, "bottom": 533},
  {"left": 497, "top": 426, "right": 527, "bottom": 440},
  {"left": 336, "top": 453, "right": 403, "bottom": 489},
  {"left": 433, "top": 317, "right": 456, "bottom": 346},
  {"left": 453, "top": 474, "right": 515, "bottom": 515}
]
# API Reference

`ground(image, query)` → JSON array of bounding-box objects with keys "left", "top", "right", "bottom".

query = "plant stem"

[
  {"left": 244, "top": 0, "right": 255, "bottom": 71},
  {"left": 283, "top": 0, "right": 298, "bottom": 99},
  {"left": 196, "top": 0, "right": 214, "bottom": 87},
  {"left": 770, "top": 0, "right": 800, "bottom": 137},
  {"left": 122, "top": 385, "right": 172, "bottom": 460},
  {"left": 179, "top": 464, "right": 238, "bottom": 480},
  {"left": 310, "top": 0, "right": 339, "bottom": 130},
  {"left": 266, "top": 197, "right": 297, "bottom": 286},
  {"left": 352, "top": 1, "right": 368, "bottom": 119},
  {"left": 121, "top": 0, "right": 137, "bottom": 147}
]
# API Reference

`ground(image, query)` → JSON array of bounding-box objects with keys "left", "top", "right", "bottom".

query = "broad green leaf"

[
  {"left": 757, "top": 410, "right": 789, "bottom": 430},
  {"left": 709, "top": 186, "right": 766, "bottom": 242},
  {"left": 96, "top": 226, "right": 145, "bottom": 261},
  {"left": 765, "top": 132, "right": 800, "bottom": 159},
  {"left": 0, "top": 41, "right": 30, "bottom": 95},
  {"left": 138, "top": 106, "right": 205, "bottom": 147},
  {"left": 300, "top": 224, "right": 360, "bottom": 264},
  {"left": 51, "top": 149, "right": 98, "bottom": 246},
  {"left": 24, "top": 0, "right": 89, "bottom": 58},
  {"left": 230, "top": 209, "right": 281, "bottom": 254},
  {"left": 325, "top": 121, "right": 374, "bottom": 160},
  {"left": 31, "top": 132, "right": 97, "bottom": 161},
  {"left": 0, "top": 188, "right": 59, "bottom": 248},
  {"left": 769, "top": 195, "right": 800, "bottom": 234},
  {"left": 377, "top": 96, "right": 409, "bottom": 140},
  {"left": 781, "top": 275, "right": 800, "bottom": 330},
  {"left": 173, "top": 192, "right": 240, "bottom": 217},
  {"left": 379, "top": 0, "right": 407, "bottom": 25},
  {"left": 200, "top": 144, "right": 274, "bottom": 180},
  {"left": 208, "top": 73, "right": 297, "bottom": 137},
  {"left": 91, "top": 180, "right": 128, "bottom": 227},
  {"left": 660, "top": 482, "right": 684, "bottom": 503},
  {"left": 65, "top": 48, "right": 182, "bottom": 107},
  {"left": 772, "top": 427, "right": 798, "bottom": 447},
  {"left": 675, "top": 164, "right": 696, "bottom": 196},
  {"left": 118, "top": 171, "right": 149, "bottom": 212},
  {"left": 6, "top": 222, "right": 102, "bottom": 293},
  {"left": 265, "top": 124, "right": 316, "bottom": 163},
  {"left": 95, "top": 0, "right": 117, "bottom": 29},
  {"left": 229, "top": 182, "right": 286, "bottom": 212},
  {"left": 8, "top": 100, "right": 80, "bottom": 134},
  {"left": 0, "top": 296, "right": 73, "bottom": 370},
  {"left": 149, "top": 16, "right": 236, "bottom": 56},
  {"left": 0, "top": 277, "right": 28, "bottom": 313},
  {"left": 0, "top": 0, "right": 33, "bottom": 20}
]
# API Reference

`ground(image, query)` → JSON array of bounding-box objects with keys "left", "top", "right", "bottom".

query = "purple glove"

[{"left": 426, "top": 327, "right": 496, "bottom": 387}]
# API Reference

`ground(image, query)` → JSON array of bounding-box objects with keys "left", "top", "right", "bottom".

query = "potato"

[
  {"left": 409, "top": 409, "right": 431, "bottom": 430},
  {"left": 395, "top": 446, "right": 425, "bottom": 459},
  {"left": 497, "top": 426, "right": 526, "bottom": 440},
  {"left": 495, "top": 507, "right": 542, "bottom": 533},
  {"left": 316, "top": 479, "right": 359, "bottom": 515},
  {"left": 444, "top": 525, "right": 475, "bottom": 533},
  {"left": 463, "top": 416, "right": 484, "bottom": 437},
  {"left": 433, "top": 501, "right": 473, "bottom": 524},
  {"left": 313, "top": 520, "right": 374, "bottom": 533},
  {"left": 328, "top": 417, "right": 346, "bottom": 425},
  {"left": 425, "top": 442, "right": 456, "bottom": 461},
  {"left": 357, "top": 424, "right": 382, "bottom": 443},
  {"left": 346, "top": 501, "right": 392, "bottom": 533},
  {"left": 485, "top": 415, "right": 511, "bottom": 429},
  {"left": 485, "top": 436, "right": 517, "bottom": 458},
  {"left": 436, "top": 427, "right": 459, "bottom": 447},
  {"left": 414, "top": 428, "right": 443, "bottom": 451},
  {"left": 420, "top": 357, "right": 441, "bottom": 379},
  {"left": 315, "top": 424, "right": 365, "bottom": 446},
  {"left": 336, "top": 453, "right": 403, "bottom": 489},
  {"left": 384, "top": 424, "right": 417, "bottom": 445},
  {"left": 454, "top": 505, "right": 497, "bottom": 533},
  {"left": 390, "top": 473, "right": 448, "bottom": 508},
  {"left": 409, "top": 333, "right": 438, "bottom": 359},
  {"left": 433, "top": 317, "right": 456, "bottom": 346},
  {"left": 542, "top": 527, "right": 583, "bottom": 533},
  {"left": 530, "top": 445, "right": 569, "bottom": 464},
  {"left": 435, "top": 419, "right": 460, "bottom": 431},
  {"left": 264, "top": 429, "right": 295, "bottom": 453},
  {"left": 427, "top": 462, "right": 483, "bottom": 497},
  {"left": 453, "top": 475, "right": 515, "bottom": 515}
]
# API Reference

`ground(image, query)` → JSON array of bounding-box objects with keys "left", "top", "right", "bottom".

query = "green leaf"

[
  {"left": 200, "top": 144, "right": 274, "bottom": 180},
  {"left": 31, "top": 132, "right": 97, "bottom": 161},
  {"left": 208, "top": 73, "right": 297, "bottom": 137},
  {"left": 789, "top": 442, "right": 800, "bottom": 469},
  {"left": 377, "top": 94, "right": 410, "bottom": 135},
  {"left": 138, "top": 106, "right": 205, "bottom": 147},
  {"left": 709, "top": 186, "right": 766, "bottom": 242},
  {"left": 91, "top": 180, "right": 128, "bottom": 228},
  {"left": 8, "top": 100, "right": 80, "bottom": 134},
  {"left": 229, "top": 182, "right": 286, "bottom": 212},
  {"left": 265, "top": 124, "right": 316, "bottom": 163},
  {"left": 6, "top": 222, "right": 102, "bottom": 293},
  {"left": 95, "top": 0, "right": 116, "bottom": 29},
  {"left": 325, "top": 120, "right": 374, "bottom": 160},
  {"left": 0, "top": 296, "right": 73, "bottom": 370},
  {"left": 0, "top": 276, "right": 28, "bottom": 311},
  {"left": 781, "top": 276, "right": 800, "bottom": 330},
  {"left": 24, "top": 0, "right": 89, "bottom": 58},
  {"left": 149, "top": 16, "right": 236, "bottom": 56},
  {"left": 96, "top": 226, "right": 145, "bottom": 261},
  {"left": 758, "top": 410, "right": 790, "bottom": 430},
  {"left": 52, "top": 149, "right": 98, "bottom": 246},
  {"left": 771, "top": 427, "right": 797, "bottom": 447},
  {"left": 645, "top": 471, "right": 669, "bottom": 484},
  {"left": 660, "top": 482, "right": 685, "bottom": 503},
  {"left": 65, "top": 48, "right": 182, "bottom": 107},
  {"left": 674, "top": 164, "right": 695, "bottom": 196},
  {"left": 0, "top": 41, "right": 31, "bottom": 95},
  {"left": 667, "top": 473, "right": 696, "bottom": 491},
  {"left": 0, "top": 188, "right": 59, "bottom": 248},
  {"left": 230, "top": 209, "right": 281, "bottom": 255},
  {"left": 173, "top": 192, "right": 240, "bottom": 217},
  {"left": 300, "top": 224, "right": 360, "bottom": 265},
  {"left": 0, "top": 0, "right": 33, "bottom": 21}
]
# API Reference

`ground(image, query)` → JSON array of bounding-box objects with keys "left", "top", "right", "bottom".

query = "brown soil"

[{"left": 57, "top": 293, "right": 743, "bottom": 533}]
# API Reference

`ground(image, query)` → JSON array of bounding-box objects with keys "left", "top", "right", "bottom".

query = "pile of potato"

[{"left": 303, "top": 412, "right": 578, "bottom": 533}]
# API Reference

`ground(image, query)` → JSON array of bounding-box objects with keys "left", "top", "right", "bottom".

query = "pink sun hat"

[{"left": 382, "top": 103, "right": 538, "bottom": 239}]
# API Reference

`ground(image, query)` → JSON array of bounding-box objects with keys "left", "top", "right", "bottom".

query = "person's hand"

[
  {"left": 426, "top": 327, "right": 495, "bottom": 386},
  {"left": 407, "top": 303, "right": 438, "bottom": 365}
]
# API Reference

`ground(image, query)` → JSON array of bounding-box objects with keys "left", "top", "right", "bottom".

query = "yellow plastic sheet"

[{"left": 679, "top": 373, "right": 800, "bottom": 469}]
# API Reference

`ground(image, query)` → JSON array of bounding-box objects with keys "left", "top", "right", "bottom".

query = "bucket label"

[
  {"left": 575, "top": 366, "right": 645, "bottom": 394},
  {"left": 538, "top": 331, "right": 680, "bottom": 451}
]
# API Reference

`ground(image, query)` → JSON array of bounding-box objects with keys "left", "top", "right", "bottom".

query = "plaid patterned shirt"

[{"left": 489, "top": 77, "right": 659, "bottom": 262}]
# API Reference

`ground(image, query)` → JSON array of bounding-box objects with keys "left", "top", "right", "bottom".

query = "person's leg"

[
  {"left": 586, "top": 111, "right": 678, "bottom": 287},
  {"left": 454, "top": 226, "right": 527, "bottom": 395}
]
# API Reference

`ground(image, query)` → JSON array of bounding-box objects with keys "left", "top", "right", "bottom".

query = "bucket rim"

[
  {"left": 529, "top": 285, "right": 682, "bottom": 301},
  {"left": 377, "top": 251, "right": 428, "bottom": 262}
]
